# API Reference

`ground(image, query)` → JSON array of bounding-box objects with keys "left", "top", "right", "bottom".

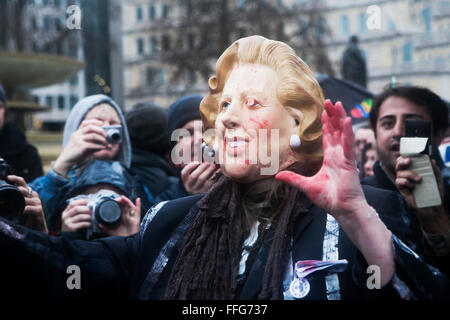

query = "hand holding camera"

[
  {"left": 62, "top": 191, "right": 140, "bottom": 238},
  {"left": 53, "top": 119, "right": 122, "bottom": 176}
]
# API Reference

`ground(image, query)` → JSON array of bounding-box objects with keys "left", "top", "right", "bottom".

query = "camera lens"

[
  {"left": 95, "top": 199, "right": 122, "bottom": 226},
  {"left": 0, "top": 182, "right": 25, "bottom": 221},
  {"left": 108, "top": 131, "right": 121, "bottom": 144}
]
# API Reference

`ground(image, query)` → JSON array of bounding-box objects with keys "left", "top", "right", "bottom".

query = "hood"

[
  {"left": 65, "top": 160, "right": 136, "bottom": 199},
  {"left": 63, "top": 94, "right": 131, "bottom": 168}
]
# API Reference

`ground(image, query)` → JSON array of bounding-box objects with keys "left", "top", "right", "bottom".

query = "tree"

[
  {"left": 158, "top": 0, "right": 335, "bottom": 87},
  {"left": 0, "top": 0, "right": 78, "bottom": 55}
]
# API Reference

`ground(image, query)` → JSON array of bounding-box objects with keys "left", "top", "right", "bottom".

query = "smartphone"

[
  {"left": 404, "top": 119, "right": 432, "bottom": 155},
  {"left": 401, "top": 119, "right": 441, "bottom": 208}
]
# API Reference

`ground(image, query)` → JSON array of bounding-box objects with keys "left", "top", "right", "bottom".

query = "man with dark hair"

[
  {"left": 363, "top": 85, "right": 450, "bottom": 269},
  {"left": 0, "top": 84, "right": 43, "bottom": 182}
]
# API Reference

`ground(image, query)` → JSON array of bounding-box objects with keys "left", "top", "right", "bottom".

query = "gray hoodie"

[{"left": 62, "top": 94, "right": 131, "bottom": 168}]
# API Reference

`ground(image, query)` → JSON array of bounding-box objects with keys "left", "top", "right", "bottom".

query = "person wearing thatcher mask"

[{"left": 0, "top": 36, "right": 448, "bottom": 299}]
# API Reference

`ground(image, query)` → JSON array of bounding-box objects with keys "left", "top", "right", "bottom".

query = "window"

[
  {"left": 402, "top": 42, "right": 412, "bottom": 63},
  {"left": 315, "top": 17, "right": 326, "bottom": 39},
  {"left": 150, "top": 36, "right": 158, "bottom": 53},
  {"left": 55, "top": 18, "right": 63, "bottom": 31},
  {"left": 43, "top": 16, "right": 51, "bottom": 31},
  {"left": 31, "top": 17, "right": 38, "bottom": 31},
  {"left": 146, "top": 68, "right": 155, "bottom": 85},
  {"left": 187, "top": 0, "right": 193, "bottom": 16},
  {"left": 162, "top": 35, "right": 170, "bottom": 51},
  {"left": 136, "top": 7, "right": 143, "bottom": 22},
  {"left": 162, "top": 4, "right": 169, "bottom": 19},
  {"left": 149, "top": 6, "right": 156, "bottom": 20},
  {"left": 386, "top": 17, "right": 396, "bottom": 31},
  {"left": 158, "top": 70, "right": 165, "bottom": 85},
  {"left": 341, "top": 15, "right": 350, "bottom": 36},
  {"left": 137, "top": 38, "right": 144, "bottom": 55},
  {"left": 422, "top": 8, "right": 432, "bottom": 32},
  {"left": 45, "top": 96, "right": 54, "bottom": 108},
  {"left": 392, "top": 47, "right": 398, "bottom": 64},
  {"left": 358, "top": 12, "right": 366, "bottom": 32},
  {"left": 57, "top": 96, "right": 65, "bottom": 110}
]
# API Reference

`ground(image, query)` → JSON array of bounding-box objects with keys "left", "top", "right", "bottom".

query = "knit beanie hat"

[
  {"left": 126, "top": 102, "right": 169, "bottom": 156},
  {"left": 167, "top": 95, "right": 202, "bottom": 147}
]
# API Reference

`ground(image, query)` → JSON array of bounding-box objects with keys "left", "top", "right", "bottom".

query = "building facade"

[
  {"left": 322, "top": 0, "right": 450, "bottom": 100},
  {"left": 119, "top": 0, "right": 449, "bottom": 110}
]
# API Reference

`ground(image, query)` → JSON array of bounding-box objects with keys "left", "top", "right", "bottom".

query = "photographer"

[
  {"left": 150, "top": 95, "right": 220, "bottom": 205},
  {"left": 58, "top": 160, "right": 140, "bottom": 240},
  {"left": 362, "top": 85, "right": 450, "bottom": 274},
  {"left": 30, "top": 94, "right": 149, "bottom": 234},
  {"left": 0, "top": 84, "right": 43, "bottom": 182}
]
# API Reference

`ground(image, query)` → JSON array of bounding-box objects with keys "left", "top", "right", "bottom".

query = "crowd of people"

[{"left": 0, "top": 35, "right": 449, "bottom": 300}]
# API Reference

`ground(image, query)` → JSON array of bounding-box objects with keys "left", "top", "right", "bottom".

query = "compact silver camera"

[
  {"left": 68, "top": 190, "right": 122, "bottom": 239},
  {"left": 103, "top": 125, "right": 122, "bottom": 144}
]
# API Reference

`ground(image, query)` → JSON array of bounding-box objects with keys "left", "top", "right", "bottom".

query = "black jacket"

[
  {"left": 0, "top": 185, "right": 448, "bottom": 300},
  {"left": 0, "top": 123, "right": 43, "bottom": 182},
  {"left": 129, "top": 148, "right": 178, "bottom": 198}
]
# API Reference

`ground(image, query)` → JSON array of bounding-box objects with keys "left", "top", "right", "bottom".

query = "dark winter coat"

[{"left": 0, "top": 123, "right": 43, "bottom": 182}]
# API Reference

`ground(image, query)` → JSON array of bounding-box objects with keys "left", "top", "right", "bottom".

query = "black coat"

[
  {"left": 0, "top": 123, "right": 43, "bottom": 182},
  {"left": 129, "top": 148, "right": 178, "bottom": 198},
  {"left": 0, "top": 185, "right": 448, "bottom": 299}
]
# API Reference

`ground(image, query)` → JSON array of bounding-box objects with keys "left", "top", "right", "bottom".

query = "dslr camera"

[
  {"left": 68, "top": 189, "right": 122, "bottom": 239},
  {"left": 0, "top": 158, "right": 25, "bottom": 221},
  {"left": 103, "top": 125, "right": 122, "bottom": 144}
]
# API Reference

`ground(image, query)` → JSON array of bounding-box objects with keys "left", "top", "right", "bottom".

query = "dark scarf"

[{"left": 163, "top": 167, "right": 310, "bottom": 300}]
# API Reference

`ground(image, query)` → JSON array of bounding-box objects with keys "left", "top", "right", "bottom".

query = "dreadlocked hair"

[{"left": 163, "top": 163, "right": 310, "bottom": 300}]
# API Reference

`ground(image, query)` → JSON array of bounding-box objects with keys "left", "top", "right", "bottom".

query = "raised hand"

[
  {"left": 276, "top": 100, "right": 366, "bottom": 221},
  {"left": 181, "top": 162, "right": 221, "bottom": 195},
  {"left": 276, "top": 100, "right": 395, "bottom": 286},
  {"left": 53, "top": 119, "right": 108, "bottom": 176}
]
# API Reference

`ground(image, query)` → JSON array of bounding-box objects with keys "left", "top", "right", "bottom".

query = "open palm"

[{"left": 276, "top": 100, "right": 366, "bottom": 219}]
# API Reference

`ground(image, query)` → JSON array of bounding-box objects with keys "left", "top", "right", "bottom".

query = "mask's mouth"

[{"left": 225, "top": 136, "right": 249, "bottom": 149}]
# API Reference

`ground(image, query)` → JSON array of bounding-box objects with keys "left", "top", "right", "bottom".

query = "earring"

[{"left": 290, "top": 134, "right": 301, "bottom": 150}]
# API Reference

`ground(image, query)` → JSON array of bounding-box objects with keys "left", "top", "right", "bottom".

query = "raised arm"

[{"left": 276, "top": 100, "right": 395, "bottom": 286}]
